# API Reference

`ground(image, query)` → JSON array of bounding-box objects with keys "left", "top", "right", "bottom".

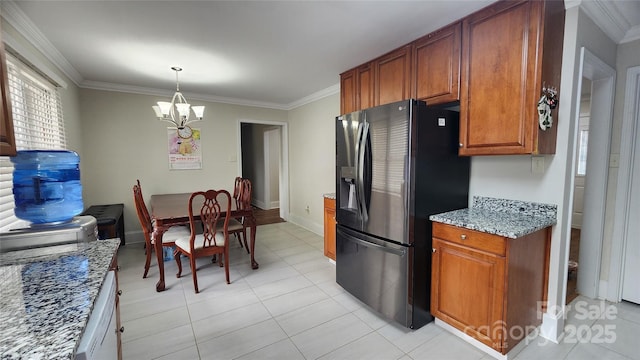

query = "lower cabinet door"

[{"left": 431, "top": 238, "right": 506, "bottom": 351}]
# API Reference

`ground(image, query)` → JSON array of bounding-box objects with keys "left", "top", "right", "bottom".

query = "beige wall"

[
  {"left": 78, "top": 88, "right": 287, "bottom": 242},
  {"left": 287, "top": 94, "right": 339, "bottom": 234}
]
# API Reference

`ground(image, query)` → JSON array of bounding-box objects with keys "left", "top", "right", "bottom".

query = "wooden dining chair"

[
  {"left": 133, "top": 181, "right": 190, "bottom": 278},
  {"left": 174, "top": 189, "right": 233, "bottom": 293},
  {"left": 230, "top": 176, "right": 245, "bottom": 249},
  {"left": 228, "top": 178, "right": 252, "bottom": 254}
]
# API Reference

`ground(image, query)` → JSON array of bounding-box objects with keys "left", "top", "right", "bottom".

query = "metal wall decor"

[{"left": 538, "top": 84, "right": 558, "bottom": 131}]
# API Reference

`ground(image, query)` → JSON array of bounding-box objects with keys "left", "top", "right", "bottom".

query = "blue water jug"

[{"left": 11, "top": 150, "right": 83, "bottom": 224}]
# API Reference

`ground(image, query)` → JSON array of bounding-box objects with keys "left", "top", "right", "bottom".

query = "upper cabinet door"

[
  {"left": 374, "top": 45, "right": 413, "bottom": 106},
  {"left": 340, "top": 69, "right": 357, "bottom": 115},
  {"left": 460, "top": 0, "right": 540, "bottom": 155},
  {"left": 459, "top": 0, "right": 562, "bottom": 156},
  {"left": 413, "top": 22, "right": 461, "bottom": 105},
  {"left": 1, "top": 35, "right": 17, "bottom": 157},
  {"left": 357, "top": 64, "right": 374, "bottom": 111}
]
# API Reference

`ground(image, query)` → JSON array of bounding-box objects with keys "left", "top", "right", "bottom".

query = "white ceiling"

[{"left": 2, "top": 0, "right": 639, "bottom": 110}]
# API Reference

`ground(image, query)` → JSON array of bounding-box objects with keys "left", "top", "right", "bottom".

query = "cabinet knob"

[
  {"left": 118, "top": 290, "right": 123, "bottom": 296},
  {"left": 459, "top": 143, "right": 464, "bottom": 148},
  {"left": 460, "top": 234, "right": 467, "bottom": 240},
  {"left": 432, "top": 248, "right": 436, "bottom": 253},
  {"left": 119, "top": 326, "right": 125, "bottom": 333}
]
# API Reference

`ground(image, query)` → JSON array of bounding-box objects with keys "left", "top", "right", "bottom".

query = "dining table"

[{"left": 150, "top": 192, "right": 259, "bottom": 292}]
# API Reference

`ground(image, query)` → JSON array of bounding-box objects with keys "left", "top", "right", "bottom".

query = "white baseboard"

[
  {"left": 288, "top": 213, "right": 323, "bottom": 236},
  {"left": 540, "top": 309, "right": 565, "bottom": 344},
  {"left": 434, "top": 319, "right": 534, "bottom": 359},
  {"left": 598, "top": 280, "right": 608, "bottom": 300},
  {"left": 270, "top": 200, "right": 279, "bottom": 209}
]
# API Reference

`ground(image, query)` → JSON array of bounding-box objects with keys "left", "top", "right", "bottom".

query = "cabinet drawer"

[{"left": 432, "top": 223, "right": 506, "bottom": 256}]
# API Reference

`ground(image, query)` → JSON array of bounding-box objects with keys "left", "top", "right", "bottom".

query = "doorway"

[
  {"left": 238, "top": 120, "right": 289, "bottom": 222},
  {"left": 567, "top": 80, "right": 592, "bottom": 304},
  {"left": 569, "top": 48, "right": 616, "bottom": 301},
  {"left": 608, "top": 66, "right": 640, "bottom": 304}
]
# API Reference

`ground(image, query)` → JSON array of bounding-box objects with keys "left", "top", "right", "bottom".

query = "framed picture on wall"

[{"left": 167, "top": 127, "right": 202, "bottom": 170}]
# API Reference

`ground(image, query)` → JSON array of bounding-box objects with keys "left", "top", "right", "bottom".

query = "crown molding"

[
  {"left": 286, "top": 83, "right": 340, "bottom": 110},
  {"left": 1, "top": 0, "right": 83, "bottom": 85},
  {"left": 80, "top": 80, "right": 340, "bottom": 111},
  {"left": 579, "top": 0, "right": 640, "bottom": 44},
  {"left": 621, "top": 24, "right": 640, "bottom": 44},
  {"left": 80, "top": 80, "right": 291, "bottom": 111}
]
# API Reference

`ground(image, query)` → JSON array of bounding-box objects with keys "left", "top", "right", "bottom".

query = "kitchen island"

[{"left": 0, "top": 239, "right": 120, "bottom": 359}]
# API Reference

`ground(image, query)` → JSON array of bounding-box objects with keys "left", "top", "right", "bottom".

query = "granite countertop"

[
  {"left": 0, "top": 239, "right": 120, "bottom": 359},
  {"left": 323, "top": 193, "right": 336, "bottom": 200},
  {"left": 429, "top": 196, "right": 557, "bottom": 239}
]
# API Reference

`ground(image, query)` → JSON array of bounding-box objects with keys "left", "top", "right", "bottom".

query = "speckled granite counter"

[
  {"left": 0, "top": 239, "right": 120, "bottom": 359},
  {"left": 323, "top": 193, "right": 336, "bottom": 200},
  {"left": 429, "top": 196, "right": 557, "bottom": 238}
]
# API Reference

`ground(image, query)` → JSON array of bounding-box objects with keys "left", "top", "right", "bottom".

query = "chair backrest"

[
  {"left": 188, "top": 189, "right": 232, "bottom": 249},
  {"left": 132, "top": 183, "right": 153, "bottom": 240},
  {"left": 237, "top": 179, "right": 252, "bottom": 210},
  {"left": 232, "top": 176, "right": 242, "bottom": 202}
]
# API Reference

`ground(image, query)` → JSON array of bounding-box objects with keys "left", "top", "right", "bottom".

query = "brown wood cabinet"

[
  {"left": 339, "top": 64, "right": 373, "bottom": 115},
  {"left": 413, "top": 22, "right": 461, "bottom": 105},
  {"left": 340, "top": 68, "right": 357, "bottom": 115},
  {"left": 1, "top": 31, "right": 17, "bottom": 157},
  {"left": 459, "top": 0, "right": 564, "bottom": 155},
  {"left": 323, "top": 197, "right": 336, "bottom": 260},
  {"left": 338, "top": 0, "right": 563, "bottom": 156},
  {"left": 431, "top": 222, "right": 550, "bottom": 354},
  {"left": 374, "top": 45, "right": 413, "bottom": 106}
]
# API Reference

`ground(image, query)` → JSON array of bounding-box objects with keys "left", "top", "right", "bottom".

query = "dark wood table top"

[{"left": 150, "top": 192, "right": 249, "bottom": 224}]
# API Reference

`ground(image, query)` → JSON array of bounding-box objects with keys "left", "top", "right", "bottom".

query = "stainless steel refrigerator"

[{"left": 335, "top": 99, "right": 470, "bottom": 329}]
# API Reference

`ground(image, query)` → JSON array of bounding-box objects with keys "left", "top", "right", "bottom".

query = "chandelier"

[{"left": 152, "top": 66, "right": 204, "bottom": 129}]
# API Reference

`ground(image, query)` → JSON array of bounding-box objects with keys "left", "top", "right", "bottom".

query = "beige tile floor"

[{"left": 117, "top": 222, "right": 640, "bottom": 360}]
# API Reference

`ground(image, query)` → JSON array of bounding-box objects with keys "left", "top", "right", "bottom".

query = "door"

[
  {"left": 336, "top": 110, "right": 363, "bottom": 230},
  {"left": 621, "top": 120, "right": 640, "bottom": 303},
  {"left": 374, "top": 45, "right": 412, "bottom": 106},
  {"left": 431, "top": 237, "right": 506, "bottom": 350},
  {"left": 336, "top": 224, "right": 411, "bottom": 327},
  {"left": 363, "top": 101, "right": 411, "bottom": 243}
]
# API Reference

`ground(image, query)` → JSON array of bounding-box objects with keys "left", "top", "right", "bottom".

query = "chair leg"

[
  {"left": 235, "top": 233, "right": 244, "bottom": 248},
  {"left": 224, "top": 247, "right": 230, "bottom": 284},
  {"left": 190, "top": 256, "right": 199, "bottom": 293},
  {"left": 175, "top": 250, "right": 183, "bottom": 278},
  {"left": 242, "top": 228, "right": 249, "bottom": 254},
  {"left": 143, "top": 241, "right": 152, "bottom": 278}
]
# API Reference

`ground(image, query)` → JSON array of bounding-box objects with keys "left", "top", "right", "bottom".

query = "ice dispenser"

[{"left": 339, "top": 166, "right": 357, "bottom": 210}]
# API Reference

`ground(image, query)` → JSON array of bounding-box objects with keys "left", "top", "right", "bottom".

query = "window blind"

[{"left": 0, "top": 52, "right": 66, "bottom": 232}]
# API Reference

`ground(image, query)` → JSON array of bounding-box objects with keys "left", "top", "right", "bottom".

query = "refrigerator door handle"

[
  {"left": 358, "top": 120, "right": 369, "bottom": 222},
  {"left": 354, "top": 120, "right": 364, "bottom": 220},
  {"left": 338, "top": 226, "right": 405, "bottom": 257}
]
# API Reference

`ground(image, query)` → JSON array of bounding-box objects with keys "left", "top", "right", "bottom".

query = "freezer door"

[
  {"left": 336, "top": 225, "right": 412, "bottom": 327},
  {"left": 361, "top": 101, "right": 411, "bottom": 243}
]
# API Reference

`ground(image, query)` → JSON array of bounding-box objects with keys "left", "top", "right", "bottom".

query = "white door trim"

[
  {"left": 573, "top": 47, "right": 616, "bottom": 299},
  {"left": 607, "top": 66, "right": 640, "bottom": 302},
  {"left": 237, "top": 119, "right": 289, "bottom": 221},
  {"left": 264, "top": 130, "right": 272, "bottom": 209}
]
